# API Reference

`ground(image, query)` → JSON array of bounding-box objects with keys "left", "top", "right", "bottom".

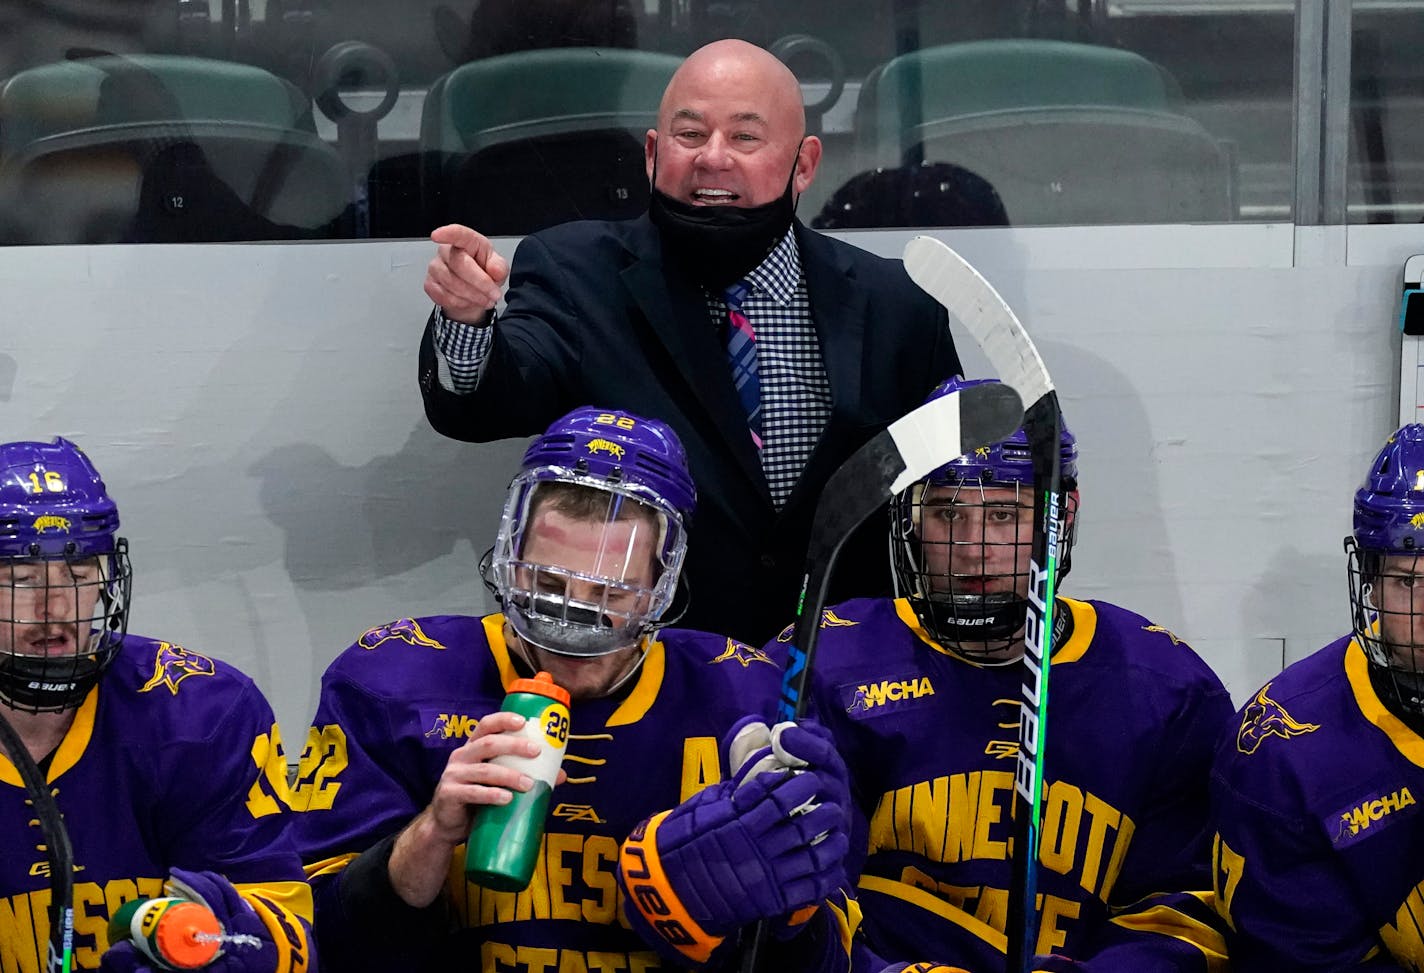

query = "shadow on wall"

[
  {"left": 1244, "top": 544, "right": 1343, "bottom": 669},
  {"left": 249, "top": 423, "right": 528, "bottom": 591},
  {"left": 0, "top": 354, "right": 16, "bottom": 401},
  {"left": 1026, "top": 337, "right": 1184, "bottom": 631}
]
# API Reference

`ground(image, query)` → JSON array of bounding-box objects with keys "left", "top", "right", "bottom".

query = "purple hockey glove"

[
  {"left": 646, "top": 769, "right": 847, "bottom": 924},
  {"left": 725, "top": 715, "right": 778, "bottom": 781},
  {"left": 620, "top": 767, "right": 851, "bottom": 964},
  {"left": 619, "top": 716, "right": 854, "bottom": 964},
  {"left": 726, "top": 717, "right": 853, "bottom": 853},
  {"left": 878, "top": 964, "right": 974, "bottom": 973},
  {"left": 102, "top": 869, "right": 310, "bottom": 973}
]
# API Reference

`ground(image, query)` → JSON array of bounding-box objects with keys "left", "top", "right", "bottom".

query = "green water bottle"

[{"left": 464, "top": 671, "right": 571, "bottom": 891}]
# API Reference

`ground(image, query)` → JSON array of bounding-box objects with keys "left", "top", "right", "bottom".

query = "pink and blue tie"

[{"left": 723, "top": 280, "right": 763, "bottom": 451}]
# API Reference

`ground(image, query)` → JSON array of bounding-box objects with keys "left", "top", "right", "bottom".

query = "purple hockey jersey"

[
  {"left": 787, "top": 596, "right": 1233, "bottom": 973},
  {"left": 0, "top": 634, "right": 312, "bottom": 973},
  {"left": 291, "top": 614, "right": 843, "bottom": 973},
  {"left": 1211, "top": 635, "right": 1424, "bottom": 972}
]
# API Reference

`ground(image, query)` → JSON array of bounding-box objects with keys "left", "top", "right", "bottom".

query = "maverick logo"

[
  {"left": 139, "top": 643, "right": 215, "bottom": 695},
  {"left": 359, "top": 618, "right": 444, "bottom": 651},
  {"left": 31, "top": 515, "right": 71, "bottom": 533},
  {"left": 846, "top": 676, "right": 935, "bottom": 713},
  {"left": 424, "top": 713, "right": 478, "bottom": 739},
  {"left": 1236, "top": 684, "right": 1320, "bottom": 754},
  {"left": 1143, "top": 624, "right": 1184, "bottom": 645},
  {"left": 1334, "top": 787, "right": 1416, "bottom": 844},
  {"left": 586, "top": 438, "right": 626, "bottom": 459},
  {"left": 776, "top": 609, "right": 859, "bottom": 642},
  {"left": 709, "top": 639, "right": 775, "bottom": 668}
]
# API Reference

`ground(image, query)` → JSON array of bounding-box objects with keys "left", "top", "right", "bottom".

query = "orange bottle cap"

[
  {"left": 153, "top": 901, "right": 223, "bottom": 970},
  {"left": 508, "top": 670, "right": 570, "bottom": 706}
]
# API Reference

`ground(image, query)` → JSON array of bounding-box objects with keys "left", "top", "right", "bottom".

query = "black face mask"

[{"left": 647, "top": 150, "right": 800, "bottom": 288}]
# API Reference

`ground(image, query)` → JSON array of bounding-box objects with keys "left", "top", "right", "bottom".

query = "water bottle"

[
  {"left": 464, "top": 671, "right": 570, "bottom": 891},
  {"left": 108, "top": 897, "right": 222, "bottom": 970}
]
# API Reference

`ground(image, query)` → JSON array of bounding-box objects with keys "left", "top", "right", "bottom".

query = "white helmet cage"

[{"left": 490, "top": 471, "right": 687, "bottom": 657}]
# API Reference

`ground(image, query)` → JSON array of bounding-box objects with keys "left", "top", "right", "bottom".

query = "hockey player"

[
  {"left": 1209, "top": 422, "right": 1424, "bottom": 971},
  {"left": 0, "top": 438, "right": 313, "bottom": 973},
  {"left": 290, "top": 406, "right": 854, "bottom": 972},
  {"left": 777, "top": 378, "right": 1233, "bottom": 972}
]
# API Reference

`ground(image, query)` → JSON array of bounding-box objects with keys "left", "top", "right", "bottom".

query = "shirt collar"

[{"left": 741, "top": 227, "right": 801, "bottom": 307}]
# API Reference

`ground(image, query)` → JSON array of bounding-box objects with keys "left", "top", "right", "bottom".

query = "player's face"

[
  {"left": 917, "top": 483, "right": 1033, "bottom": 598},
  {"left": 1374, "top": 553, "right": 1424, "bottom": 667},
  {"left": 0, "top": 557, "right": 104, "bottom": 657},
  {"left": 515, "top": 509, "right": 659, "bottom": 699},
  {"left": 646, "top": 44, "right": 821, "bottom": 208}
]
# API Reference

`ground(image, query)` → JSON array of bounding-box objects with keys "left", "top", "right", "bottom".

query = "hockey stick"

[
  {"left": 0, "top": 709, "right": 75, "bottom": 973},
  {"left": 903, "top": 235, "right": 1061, "bottom": 973},
  {"left": 737, "top": 370, "right": 1023, "bottom": 973},
  {"left": 774, "top": 379, "right": 1024, "bottom": 723}
]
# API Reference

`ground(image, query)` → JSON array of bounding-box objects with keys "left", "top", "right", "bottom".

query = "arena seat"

[
  {"left": 853, "top": 39, "right": 1236, "bottom": 225},
  {"left": 419, "top": 47, "right": 681, "bottom": 235},
  {"left": 0, "top": 54, "right": 353, "bottom": 242}
]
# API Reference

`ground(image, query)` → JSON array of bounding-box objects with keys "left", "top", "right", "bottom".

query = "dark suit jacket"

[{"left": 419, "top": 215, "right": 960, "bottom": 645}]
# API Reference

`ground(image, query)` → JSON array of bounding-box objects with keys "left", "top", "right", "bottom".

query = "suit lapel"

[
  {"left": 798, "top": 222, "right": 868, "bottom": 426},
  {"left": 619, "top": 218, "right": 769, "bottom": 499},
  {"left": 783, "top": 223, "right": 872, "bottom": 514}
]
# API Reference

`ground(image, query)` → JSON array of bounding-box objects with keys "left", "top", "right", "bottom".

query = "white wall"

[{"left": 3, "top": 223, "right": 1416, "bottom": 738}]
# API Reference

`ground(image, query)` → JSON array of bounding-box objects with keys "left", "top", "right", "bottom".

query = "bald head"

[
  {"left": 646, "top": 40, "right": 822, "bottom": 208},
  {"left": 659, "top": 40, "right": 807, "bottom": 137}
]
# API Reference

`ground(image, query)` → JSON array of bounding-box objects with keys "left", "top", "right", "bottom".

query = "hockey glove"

[
  {"left": 619, "top": 769, "right": 850, "bottom": 964},
  {"left": 725, "top": 716, "right": 854, "bottom": 936},
  {"left": 727, "top": 717, "right": 851, "bottom": 827},
  {"left": 102, "top": 869, "right": 310, "bottom": 973}
]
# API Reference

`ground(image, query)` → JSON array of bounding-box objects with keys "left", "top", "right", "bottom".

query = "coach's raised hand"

[{"left": 424, "top": 224, "right": 509, "bottom": 323}]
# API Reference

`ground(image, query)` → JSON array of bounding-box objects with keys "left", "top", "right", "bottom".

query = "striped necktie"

[{"left": 723, "top": 279, "right": 763, "bottom": 451}]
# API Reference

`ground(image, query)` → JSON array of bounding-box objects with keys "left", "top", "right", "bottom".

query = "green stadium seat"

[
  {"left": 0, "top": 55, "right": 353, "bottom": 242},
  {"left": 419, "top": 47, "right": 681, "bottom": 235},
  {"left": 853, "top": 40, "right": 1236, "bottom": 225}
]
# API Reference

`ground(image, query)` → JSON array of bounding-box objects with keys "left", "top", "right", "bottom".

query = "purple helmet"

[
  {"left": 891, "top": 377, "right": 1078, "bottom": 662},
  {"left": 1352, "top": 424, "right": 1424, "bottom": 554},
  {"left": 489, "top": 407, "right": 696, "bottom": 658},
  {"left": 0, "top": 438, "right": 132, "bottom": 711},
  {"left": 921, "top": 376, "right": 1079, "bottom": 489},
  {"left": 1347, "top": 424, "right": 1424, "bottom": 718}
]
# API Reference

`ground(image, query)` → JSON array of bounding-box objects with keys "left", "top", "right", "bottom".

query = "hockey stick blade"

[
  {"left": 0, "top": 710, "right": 75, "bottom": 973},
  {"left": 902, "top": 235, "right": 1061, "bottom": 973},
  {"left": 902, "top": 235, "right": 1054, "bottom": 411},
  {"left": 774, "top": 379, "right": 1022, "bottom": 723}
]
